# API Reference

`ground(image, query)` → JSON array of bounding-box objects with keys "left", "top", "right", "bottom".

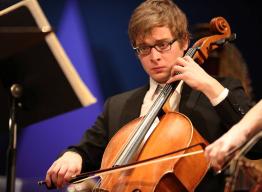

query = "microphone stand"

[
  {"left": 6, "top": 84, "right": 23, "bottom": 192},
  {"left": 224, "top": 131, "right": 262, "bottom": 192}
]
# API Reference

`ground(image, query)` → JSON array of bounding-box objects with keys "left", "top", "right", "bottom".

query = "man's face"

[{"left": 136, "top": 27, "right": 188, "bottom": 84}]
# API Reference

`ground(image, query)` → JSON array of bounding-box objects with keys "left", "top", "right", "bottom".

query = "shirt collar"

[{"left": 149, "top": 78, "right": 165, "bottom": 90}]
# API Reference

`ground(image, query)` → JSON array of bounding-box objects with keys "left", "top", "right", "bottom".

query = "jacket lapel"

[
  {"left": 119, "top": 85, "right": 149, "bottom": 126},
  {"left": 179, "top": 84, "right": 201, "bottom": 117}
]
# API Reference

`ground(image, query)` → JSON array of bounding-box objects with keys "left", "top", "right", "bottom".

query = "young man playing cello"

[{"left": 45, "top": 0, "right": 254, "bottom": 191}]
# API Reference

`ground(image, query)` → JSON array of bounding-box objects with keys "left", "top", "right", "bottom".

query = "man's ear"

[
  {"left": 179, "top": 35, "right": 189, "bottom": 51},
  {"left": 182, "top": 38, "right": 189, "bottom": 51}
]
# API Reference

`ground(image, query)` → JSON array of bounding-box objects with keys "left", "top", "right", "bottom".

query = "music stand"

[{"left": 0, "top": 0, "right": 96, "bottom": 191}]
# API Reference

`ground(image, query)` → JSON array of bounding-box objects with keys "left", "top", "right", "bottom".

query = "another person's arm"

[{"left": 205, "top": 99, "right": 262, "bottom": 171}]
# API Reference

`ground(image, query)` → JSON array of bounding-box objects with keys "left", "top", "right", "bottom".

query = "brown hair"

[{"left": 128, "top": 0, "right": 189, "bottom": 47}]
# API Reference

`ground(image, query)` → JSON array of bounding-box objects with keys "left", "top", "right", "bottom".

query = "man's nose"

[{"left": 150, "top": 47, "right": 161, "bottom": 61}]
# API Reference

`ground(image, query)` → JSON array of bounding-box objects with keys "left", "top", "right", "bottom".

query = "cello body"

[{"left": 100, "top": 112, "right": 209, "bottom": 191}]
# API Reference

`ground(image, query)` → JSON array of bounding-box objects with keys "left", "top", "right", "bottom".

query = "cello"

[
  {"left": 77, "top": 16, "right": 234, "bottom": 192},
  {"left": 39, "top": 16, "right": 235, "bottom": 191}
]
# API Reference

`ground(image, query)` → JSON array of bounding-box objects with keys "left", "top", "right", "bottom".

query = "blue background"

[{"left": 0, "top": 0, "right": 261, "bottom": 191}]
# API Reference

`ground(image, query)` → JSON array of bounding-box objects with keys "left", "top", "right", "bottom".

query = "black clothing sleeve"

[{"left": 67, "top": 99, "right": 110, "bottom": 172}]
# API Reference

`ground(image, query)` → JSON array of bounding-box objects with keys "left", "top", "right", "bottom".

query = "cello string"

[
  {"left": 92, "top": 177, "right": 102, "bottom": 192},
  {"left": 110, "top": 116, "right": 147, "bottom": 166},
  {"left": 100, "top": 116, "right": 149, "bottom": 188}
]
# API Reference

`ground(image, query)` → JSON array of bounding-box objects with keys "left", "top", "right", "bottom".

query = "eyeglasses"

[{"left": 133, "top": 38, "right": 177, "bottom": 55}]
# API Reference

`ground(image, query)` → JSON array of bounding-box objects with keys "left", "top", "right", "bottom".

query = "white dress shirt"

[{"left": 140, "top": 78, "right": 183, "bottom": 117}]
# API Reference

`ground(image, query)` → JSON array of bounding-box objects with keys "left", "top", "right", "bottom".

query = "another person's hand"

[
  {"left": 45, "top": 151, "right": 82, "bottom": 188},
  {"left": 205, "top": 124, "right": 248, "bottom": 171},
  {"left": 205, "top": 100, "right": 262, "bottom": 171}
]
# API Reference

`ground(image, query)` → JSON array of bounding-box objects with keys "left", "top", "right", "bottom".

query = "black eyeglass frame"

[{"left": 133, "top": 38, "right": 178, "bottom": 55}]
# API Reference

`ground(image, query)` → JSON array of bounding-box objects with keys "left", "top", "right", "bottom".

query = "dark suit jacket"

[{"left": 68, "top": 77, "right": 254, "bottom": 192}]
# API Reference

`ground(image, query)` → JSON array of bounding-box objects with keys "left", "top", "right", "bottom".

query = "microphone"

[{"left": 10, "top": 84, "right": 23, "bottom": 98}]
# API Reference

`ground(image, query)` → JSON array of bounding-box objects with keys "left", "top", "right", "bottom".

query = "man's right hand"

[{"left": 45, "top": 151, "right": 83, "bottom": 188}]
